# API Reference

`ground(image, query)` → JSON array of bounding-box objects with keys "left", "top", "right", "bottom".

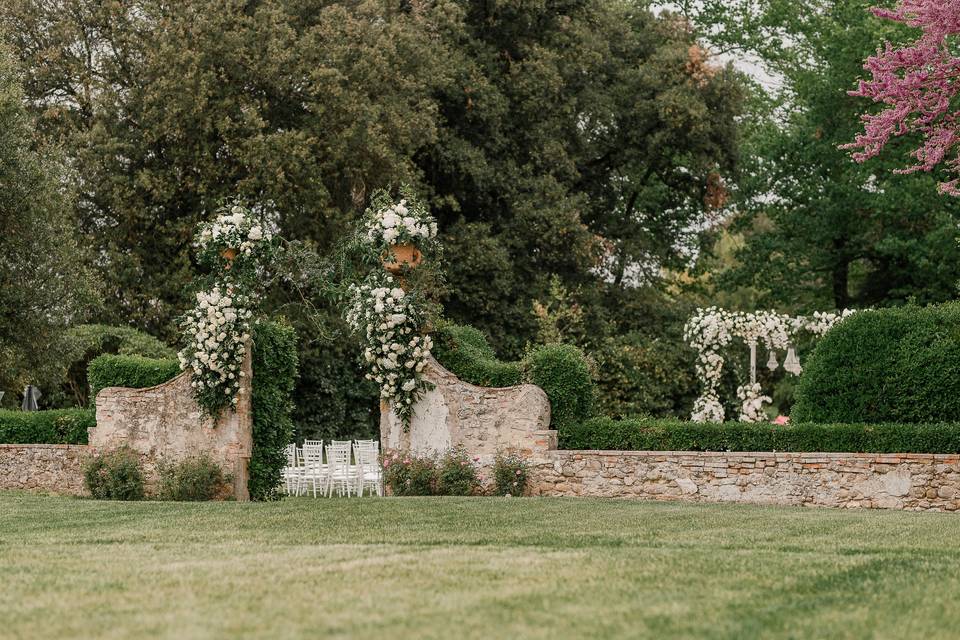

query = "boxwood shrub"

[
  {"left": 249, "top": 319, "right": 299, "bottom": 501},
  {"left": 792, "top": 303, "right": 960, "bottom": 423},
  {"left": 433, "top": 324, "right": 594, "bottom": 432},
  {"left": 562, "top": 416, "right": 960, "bottom": 454},
  {"left": 87, "top": 355, "right": 180, "bottom": 400},
  {"left": 0, "top": 408, "right": 95, "bottom": 444}
]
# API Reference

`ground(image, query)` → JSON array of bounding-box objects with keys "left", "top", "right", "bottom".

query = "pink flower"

[
  {"left": 515, "top": 469, "right": 522, "bottom": 475},
  {"left": 472, "top": 456, "right": 480, "bottom": 462},
  {"left": 773, "top": 415, "right": 790, "bottom": 425}
]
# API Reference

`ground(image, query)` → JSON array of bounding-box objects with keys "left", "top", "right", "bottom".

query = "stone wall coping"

[
  {"left": 556, "top": 449, "right": 960, "bottom": 462},
  {"left": 0, "top": 443, "right": 91, "bottom": 451},
  {"left": 96, "top": 369, "right": 190, "bottom": 400}
]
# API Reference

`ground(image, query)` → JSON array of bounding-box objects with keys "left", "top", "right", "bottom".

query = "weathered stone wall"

[
  {"left": 0, "top": 444, "right": 90, "bottom": 496},
  {"left": 89, "top": 347, "right": 253, "bottom": 500},
  {"left": 529, "top": 450, "right": 960, "bottom": 511},
  {"left": 380, "top": 356, "right": 552, "bottom": 470}
]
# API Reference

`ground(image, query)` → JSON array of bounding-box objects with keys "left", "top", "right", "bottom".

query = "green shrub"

[
  {"left": 433, "top": 324, "right": 522, "bottom": 387},
  {"left": 83, "top": 447, "right": 145, "bottom": 500},
  {"left": 158, "top": 454, "right": 229, "bottom": 501},
  {"left": 0, "top": 408, "right": 94, "bottom": 444},
  {"left": 43, "top": 324, "right": 175, "bottom": 408},
  {"left": 436, "top": 448, "right": 480, "bottom": 496},
  {"left": 561, "top": 416, "right": 960, "bottom": 454},
  {"left": 492, "top": 452, "right": 529, "bottom": 496},
  {"left": 249, "top": 320, "right": 299, "bottom": 501},
  {"left": 383, "top": 450, "right": 436, "bottom": 496},
  {"left": 792, "top": 304, "right": 960, "bottom": 423},
  {"left": 87, "top": 355, "right": 180, "bottom": 400},
  {"left": 524, "top": 343, "right": 594, "bottom": 431},
  {"left": 434, "top": 324, "right": 594, "bottom": 433}
]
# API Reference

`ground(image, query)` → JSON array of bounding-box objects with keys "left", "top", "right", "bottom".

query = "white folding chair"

[
  {"left": 325, "top": 441, "right": 354, "bottom": 497},
  {"left": 354, "top": 441, "right": 382, "bottom": 497},
  {"left": 300, "top": 442, "right": 327, "bottom": 498},
  {"left": 281, "top": 444, "right": 300, "bottom": 495}
]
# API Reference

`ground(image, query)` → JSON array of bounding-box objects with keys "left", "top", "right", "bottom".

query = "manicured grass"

[{"left": 1, "top": 494, "right": 959, "bottom": 639}]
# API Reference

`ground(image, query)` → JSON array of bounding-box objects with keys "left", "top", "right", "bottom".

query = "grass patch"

[{"left": 0, "top": 493, "right": 958, "bottom": 639}]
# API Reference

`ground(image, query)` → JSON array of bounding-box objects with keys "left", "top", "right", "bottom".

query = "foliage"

[
  {"left": 432, "top": 324, "right": 522, "bottom": 387},
  {"left": 523, "top": 344, "right": 595, "bottom": 432},
  {"left": 0, "top": 46, "right": 97, "bottom": 400},
  {"left": 87, "top": 355, "right": 180, "bottom": 401},
  {"left": 157, "top": 454, "right": 229, "bottom": 501},
  {"left": 382, "top": 450, "right": 436, "bottom": 496},
  {"left": 249, "top": 320, "right": 299, "bottom": 501},
  {"left": 843, "top": 0, "right": 960, "bottom": 194},
  {"left": 562, "top": 415, "right": 960, "bottom": 454},
  {"left": 435, "top": 448, "right": 480, "bottom": 496},
  {"left": 491, "top": 452, "right": 529, "bottom": 497},
  {"left": 687, "top": 0, "right": 960, "bottom": 310},
  {"left": 3, "top": 2, "right": 743, "bottom": 433},
  {"left": 83, "top": 447, "right": 146, "bottom": 500},
  {"left": 792, "top": 303, "right": 960, "bottom": 423},
  {"left": 41, "top": 324, "right": 174, "bottom": 408},
  {"left": 0, "top": 408, "right": 94, "bottom": 444}
]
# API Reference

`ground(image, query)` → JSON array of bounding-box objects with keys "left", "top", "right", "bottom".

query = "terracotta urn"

[{"left": 382, "top": 243, "right": 422, "bottom": 274}]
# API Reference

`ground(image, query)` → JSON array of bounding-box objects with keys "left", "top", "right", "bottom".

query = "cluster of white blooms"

[
  {"left": 362, "top": 195, "right": 438, "bottom": 247},
  {"left": 178, "top": 285, "right": 254, "bottom": 412},
  {"left": 197, "top": 202, "right": 273, "bottom": 259},
  {"left": 685, "top": 307, "right": 857, "bottom": 423},
  {"left": 736, "top": 383, "right": 772, "bottom": 423},
  {"left": 345, "top": 273, "right": 432, "bottom": 427}
]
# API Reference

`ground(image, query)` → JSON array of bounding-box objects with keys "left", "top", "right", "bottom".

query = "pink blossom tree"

[{"left": 844, "top": 1, "right": 960, "bottom": 194}]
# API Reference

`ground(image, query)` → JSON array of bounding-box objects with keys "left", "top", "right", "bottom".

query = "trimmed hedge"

[
  {"left": 249, "top": 319, "right": 299, "bottom": 501},
  {"left": 433, "top": 324, "right": 594, "bottom": 432},
  {"left": 87, "top": 355, "right": 180, "bottom": 400},
  {"left": 433, "top": 324, "right": 522, "bottom": 387},
  {"left": 524, "top": 343, "right": 593, "bottom": 431},
  {"left": 792, "top": 303, "right": 960, "bottom": 423},
  {"left": 0, "top": 408, "right": 95, "bottom": 444},
  {"left": 561, "top": 416, "right": 960, "bottom": 454}
]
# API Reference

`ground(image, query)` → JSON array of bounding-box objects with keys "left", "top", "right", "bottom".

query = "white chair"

[
  {"left": 325, "top": 441, "right": 354, "bottom": 497},
  {"left": 300, "top": 442, "right": 327, "bottom": 497},
  {"left": 281, "top": 444, "right": 301, "bottom": 495},
  {"left": 354, "top": 440, "right": 382, "bottom": 497}
]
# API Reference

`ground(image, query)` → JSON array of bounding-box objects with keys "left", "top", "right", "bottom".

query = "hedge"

[
  {"left": 249, "top": 319, "right": 299, "bottom": 501},
  {"left": 0, "top": 408, "right": 95, "bottom": 444},
  {"left": 87, "top": 355, "right": 181, "bottom": 400},
  {"left": 433, "top": 324, "right": 594, "bottom": 431},
  {"left": 792, "top": 303, "right": 960, "bottom": 423},
  {"left": 433, "top": 324, "right": 522, "bottom": 387},
  {"left": 561, "top": 416, "right": 960, "bottom": 454}
]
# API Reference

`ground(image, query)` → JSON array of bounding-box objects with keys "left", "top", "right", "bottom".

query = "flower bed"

[{"left": 561, "top": 416, "right": 960, "bottom": 454}]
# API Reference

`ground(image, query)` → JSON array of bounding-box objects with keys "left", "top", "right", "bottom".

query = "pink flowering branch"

[{"left": 842, "top": 0, "right": 960, "bottom": 194}]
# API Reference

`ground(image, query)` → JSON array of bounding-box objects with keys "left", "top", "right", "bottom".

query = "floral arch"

[{"left": 683, "top": 308, "right": 855, "bottom": 423}]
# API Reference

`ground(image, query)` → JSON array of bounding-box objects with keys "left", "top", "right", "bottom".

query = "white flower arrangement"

[
  {"left": 736, "top": 383, "right": 772, "bottom": 423},
  {"left": 178, "top": 284, "right": 254, "bottom": 415},
  {"left": 345, "top": 272, "right": 433, "bottom": 428},
  {"left": 196, "top": 200, "right": 275, "bottom": 266},
  {"left": 684, "top": 307, "right": 857, "bottom": 423},
  {"left": 361, "top": 186, "right": 438, "bottom": 250}
]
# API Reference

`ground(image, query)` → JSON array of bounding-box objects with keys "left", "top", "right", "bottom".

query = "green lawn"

[{"left": 2, "top": 494, "right": 959, "bottom": 639}]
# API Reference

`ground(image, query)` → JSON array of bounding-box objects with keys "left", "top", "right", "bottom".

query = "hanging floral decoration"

[
  {"left": 179, "top": 200, "right": 276, "bottom": 417},
  {"left": 684, "top": 307, "right": 856, "bottom": 423}
]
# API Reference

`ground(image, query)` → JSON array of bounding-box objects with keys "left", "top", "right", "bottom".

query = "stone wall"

[
  {"left": 529, "top": 450, "right": 960, "bottom": 511},
  {"left": 89, "top": 346, "right": 253, "bottom": 500},
  {"left": 0, "top": 444, "right": 90, "bottom": 496},
  {"left": 380, "top": 356, "right": 551, "bottom": 470}
]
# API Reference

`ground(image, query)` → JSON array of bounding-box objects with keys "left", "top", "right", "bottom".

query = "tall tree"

[
  {"left": 685, "top": 0, "right": 960, "bottom": 310},
  {"left": 0, "top": 45, "right": 96, "bottom": 400}
]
